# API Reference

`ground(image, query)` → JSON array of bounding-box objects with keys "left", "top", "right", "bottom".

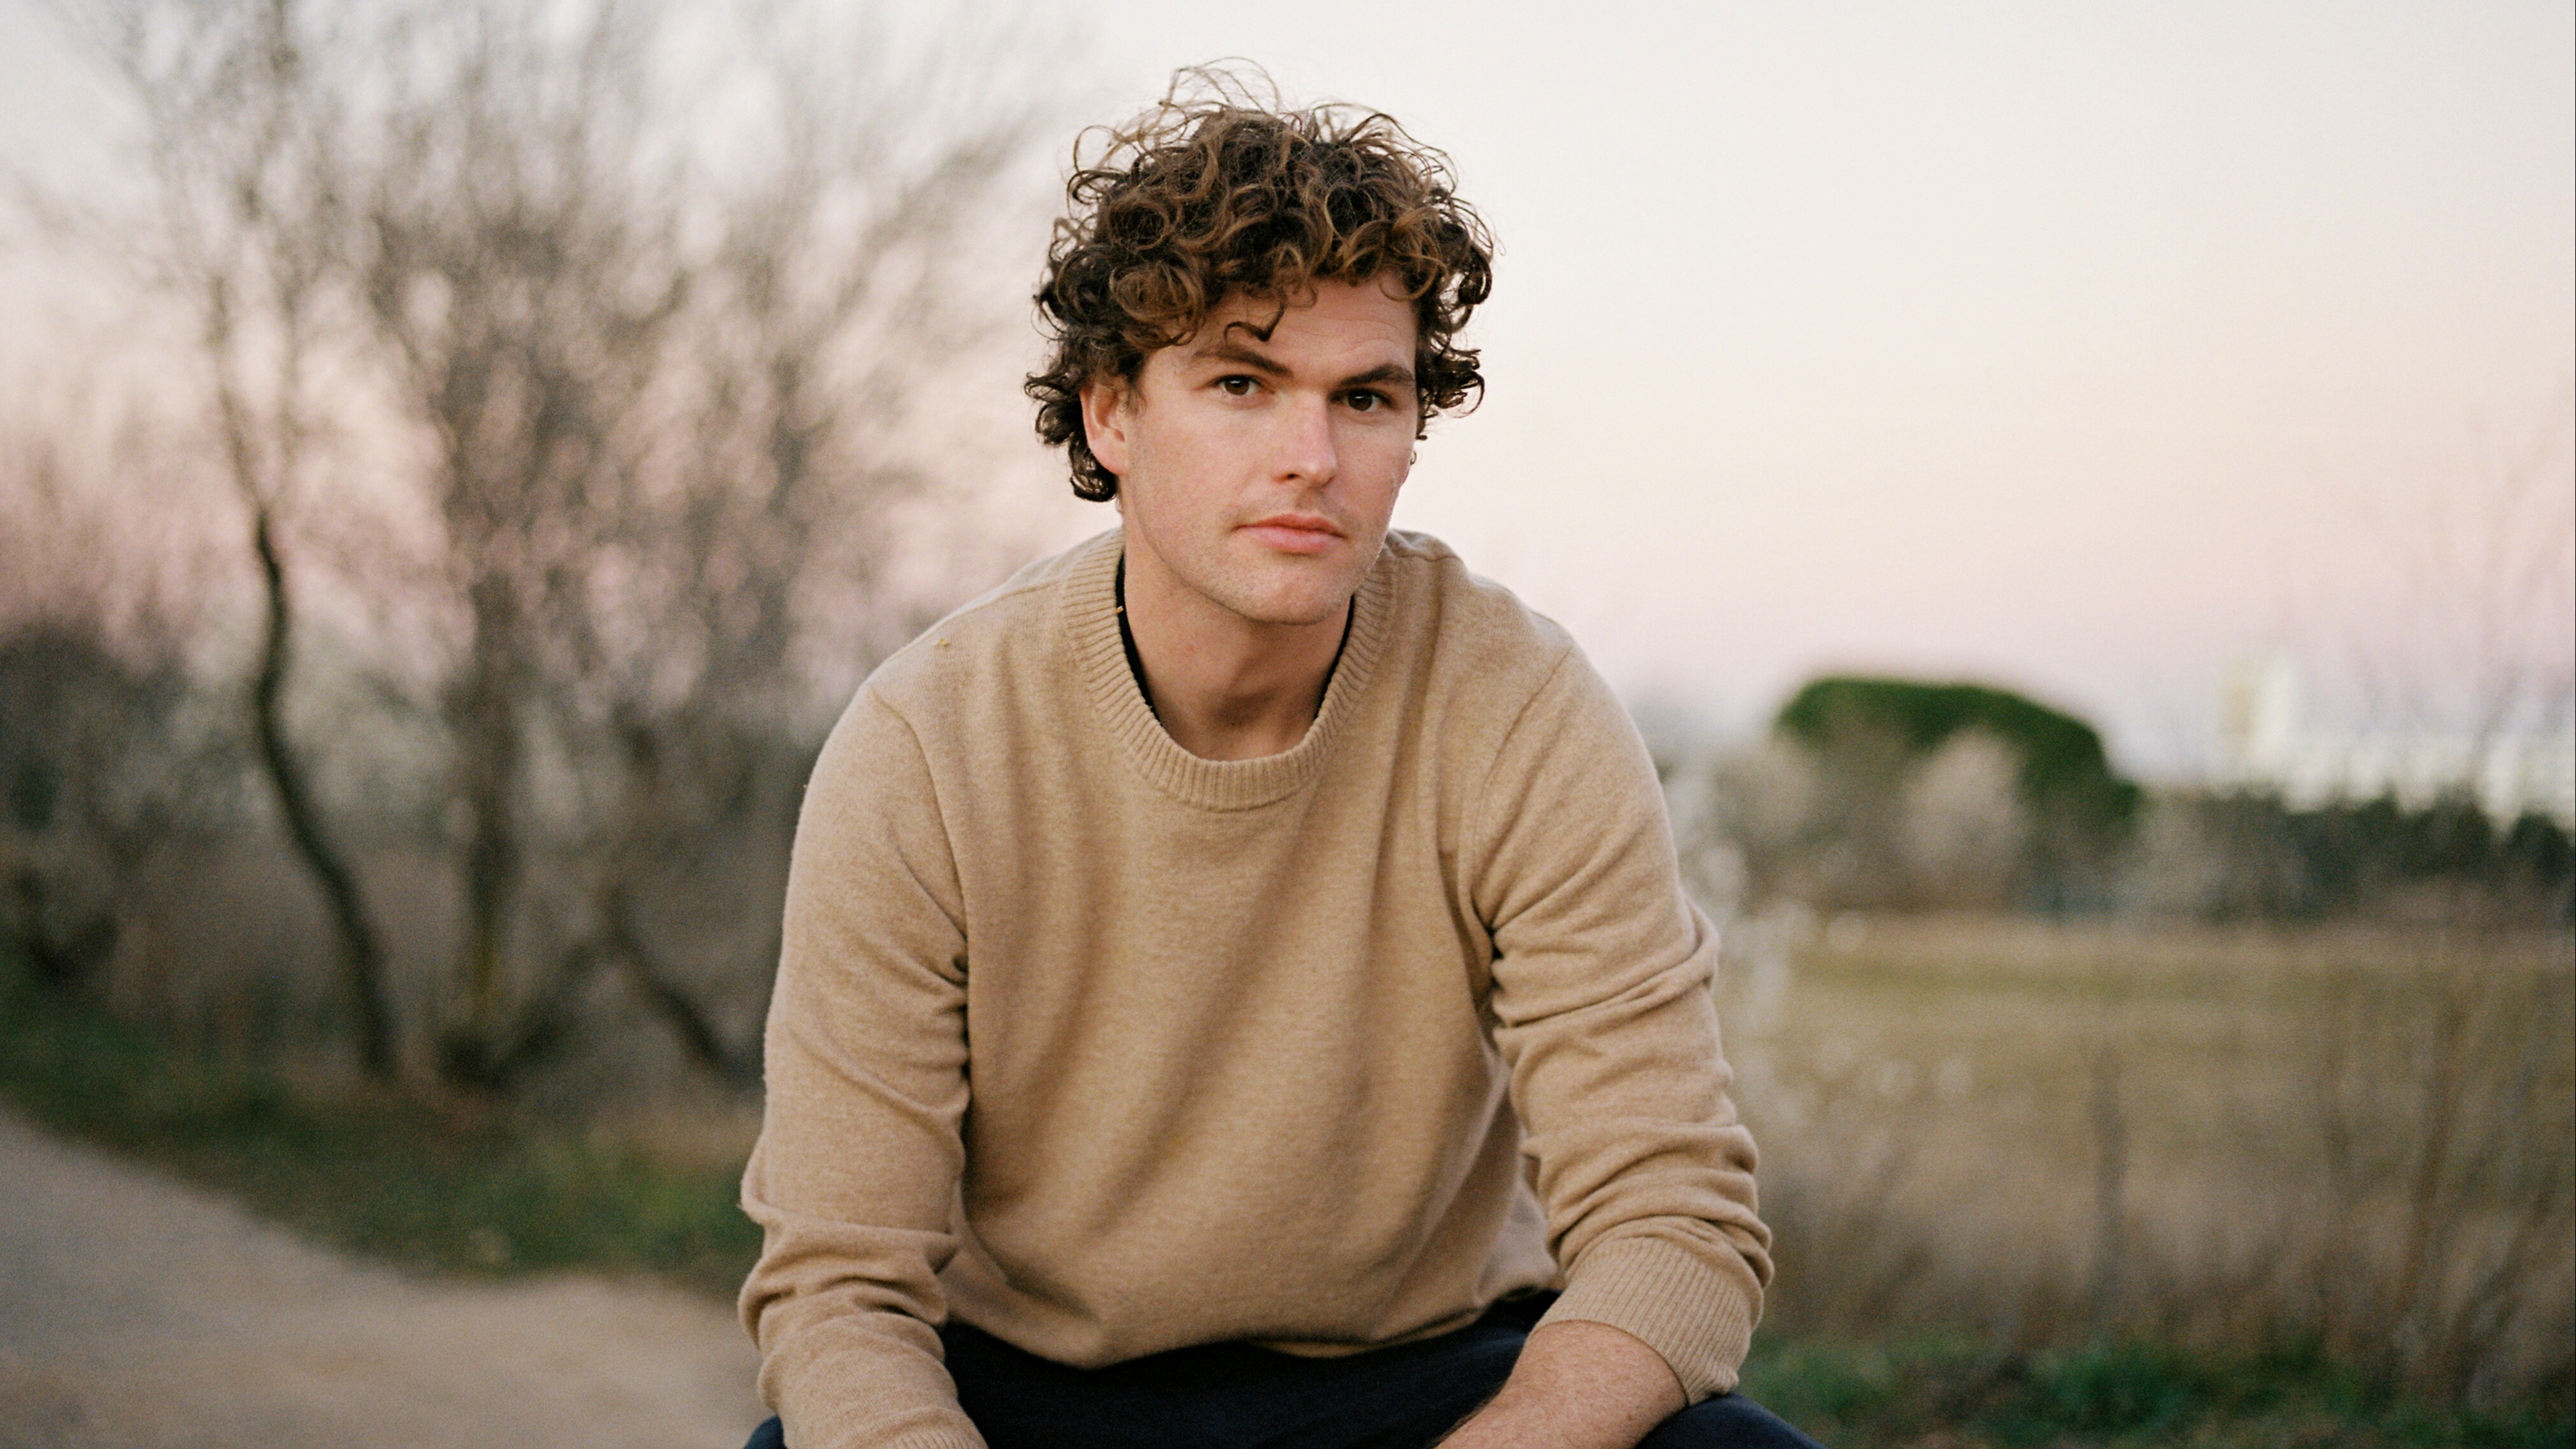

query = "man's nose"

[{"left": 1272, "top": 394, "right": 1338, "bottom": 485}]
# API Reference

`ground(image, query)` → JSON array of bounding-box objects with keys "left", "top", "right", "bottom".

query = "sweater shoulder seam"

[
  {"left": 870, "top": 535, "right": 1109, "bottom": 693},
  {"left": 1463, "top": 638, "right": 1583, "bottom": 898},
  {"left": 850, "top": 684, "right": 969, "bottom": 940}
]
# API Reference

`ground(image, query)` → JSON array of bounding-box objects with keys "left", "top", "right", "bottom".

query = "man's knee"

[{"left": 1640, "top": 1392, "right": 1825, "bottom": 1449}]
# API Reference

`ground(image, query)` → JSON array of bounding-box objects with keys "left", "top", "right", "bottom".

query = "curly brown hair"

[{"left": 1026, "top": 71, "right": 1495, "bottom": 502}]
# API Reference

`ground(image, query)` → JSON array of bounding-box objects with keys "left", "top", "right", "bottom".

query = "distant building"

[{"left": 2216, "top": 657, "right": 2575, "bottom": 826}]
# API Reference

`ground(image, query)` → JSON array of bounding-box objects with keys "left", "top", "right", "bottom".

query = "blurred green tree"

[{"left": 1774, "top": 675, "right": 2143, "bottom": 910}]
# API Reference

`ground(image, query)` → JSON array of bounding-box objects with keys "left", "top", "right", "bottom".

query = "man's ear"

[{"left": 1080, "top": 377, "right": 1131, "bottom": 479}]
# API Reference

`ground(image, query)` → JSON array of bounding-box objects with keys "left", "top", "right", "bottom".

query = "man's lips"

[{"left": 1239, "top": 515, "right": 1344, "bottom": 555}]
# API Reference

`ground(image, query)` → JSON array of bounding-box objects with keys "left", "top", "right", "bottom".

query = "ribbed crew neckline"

[{"left": 1066, "top": 530, "right": 1394, "bottom": 811}]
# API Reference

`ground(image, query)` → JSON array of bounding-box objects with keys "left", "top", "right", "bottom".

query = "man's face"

[{"left": 1083, "top": 277, "right": 1419, "bottom": 632}]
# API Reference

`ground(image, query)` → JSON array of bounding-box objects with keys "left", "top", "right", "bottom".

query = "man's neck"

[{"left": 1119, "top": 551, "right": 1352, "bottom": 762}]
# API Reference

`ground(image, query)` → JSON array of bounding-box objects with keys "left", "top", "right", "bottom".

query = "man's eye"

[
  {"left": 1346, "top": 390, "right": 1388, "bottom": 413},
  {"left": 1217, "top": 376, "right": 1257, "bottom": 396}
]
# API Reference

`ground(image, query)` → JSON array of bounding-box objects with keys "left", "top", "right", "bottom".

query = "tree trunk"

[
  {"left": 442, "top": 570, "right": 524, "bottom": 1086},
  {"left": 599, "top": 717, "right": 756, "bottom": 1085},
  {"left": 248, "top": 503, "right": 399, "bottom": 1081}
]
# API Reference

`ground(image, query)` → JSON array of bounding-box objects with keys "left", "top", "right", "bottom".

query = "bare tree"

[
  {"left": 342, "top": 0, "right": 691, "bottom": 1083},
  {"left": 572, "top": 6, "right": 1054, "bottom": 1080},
  {"left": 0, "top": 390, "right": 246, "bottom": 1006},
  {"left": 2267, "top": 385, "right": 2576, "bottom": 832},
  {"left": 17, "top": 0, "right": 1065, "bottom": 1092},
  {"left": 2356, "top": 390, "right": 2576, "bottom": 751},
  {"left": 346, "top": 0, "right": 1057, "bottom": 1087},
  {"left": 40, "top": 0, "right": 402, "bottom": 1078}
]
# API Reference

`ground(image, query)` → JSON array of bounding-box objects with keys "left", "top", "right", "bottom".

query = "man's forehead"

[{"left": 1175, "top": 284, "right": 1419, "bottom": 360}]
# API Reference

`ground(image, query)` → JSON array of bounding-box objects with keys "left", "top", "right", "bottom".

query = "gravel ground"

[{"left": 0, "top": 1107, "right": 765, "bottom": 1449}]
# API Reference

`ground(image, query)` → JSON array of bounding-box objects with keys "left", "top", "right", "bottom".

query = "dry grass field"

[
  {"left": 6, "top": 912, "right": 2568, "bottom": 1443},
  {"left": 1719, "top": 912, "right": 2576, "bottom": 1412}
]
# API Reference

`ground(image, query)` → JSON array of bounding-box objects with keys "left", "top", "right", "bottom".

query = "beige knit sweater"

[{"left": 740, "top": 529, "right": 1770, "bottom": 1449}]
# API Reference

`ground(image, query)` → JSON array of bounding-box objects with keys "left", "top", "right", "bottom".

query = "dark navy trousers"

[{"left": 742, "top": 1294, "right": 1820, "bottom": 1448}]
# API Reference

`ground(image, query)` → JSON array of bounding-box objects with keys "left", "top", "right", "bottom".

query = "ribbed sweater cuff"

[
  {"left": 784, "top": 1397, "right": 986, "bottom": 1449},
  {"left": 795, "top": 1423, "right": 981, "bottom": 1449},
  {"left": 1537, "top": 1235, "right": 1759, "bottom": 1400}
]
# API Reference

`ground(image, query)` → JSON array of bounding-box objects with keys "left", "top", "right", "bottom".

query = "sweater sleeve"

[
  {"left": 738, "top": 689, "right": 986, "bottom": 1449},
  {"left": 1468, "top": 648, "right": 1774, "bottom": 1400}
]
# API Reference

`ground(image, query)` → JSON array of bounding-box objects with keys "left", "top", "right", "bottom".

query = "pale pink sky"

[
  {"left": 1074, "top": 0, "right": 2576, "bottom": 773},
  {"left": 4, "top": 0, "right": 2568, "bottom": 776}
]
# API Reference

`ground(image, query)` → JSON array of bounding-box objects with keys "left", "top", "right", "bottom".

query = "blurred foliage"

[
  {"left": 0, "top": 620, "right": 229, "bottom": 996},
  {"left": 0, "top": 944, "right": 759, "bottom": 1296},
  {"left": 1699, "top": 675, "right": 2144, "bottom": 912},
  {"left": 1776, "top": 677, "right": 2144, "bottom": 845},
  {"left": 1740, "top": 1332, "right": 2572, "bottom": 1449},
  {"left": 2158, "top": 790, "right": 2575, "bottom": 926},
  {"left": 1691, "top": 674, "right": 2571, "bottom": 925}
]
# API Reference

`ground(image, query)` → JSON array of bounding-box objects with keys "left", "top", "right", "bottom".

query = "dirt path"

[{"left": 0, "top": 1107, "right": 765, "bottom": 1449}]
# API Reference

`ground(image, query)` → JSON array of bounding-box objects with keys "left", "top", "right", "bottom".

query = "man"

[{"left": 738, "top": 79, "right": 1818, "bottom": 1449}]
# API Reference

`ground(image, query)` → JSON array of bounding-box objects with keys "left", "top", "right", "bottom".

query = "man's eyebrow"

[
  {"left": 1191, "top": 339, "right": 1417, "bottom": 394},
  {"left": 1340, "top": 362, "right": 1417, "bottom": 392},
  {"left": 1193, "top": 337, "right": 1290, "bottom": 376}
]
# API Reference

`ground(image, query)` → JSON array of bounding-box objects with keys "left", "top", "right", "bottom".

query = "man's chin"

[
  {"left": 1224, "top": 583, "right": 1357, "bottom": 631},
  {"left": 1216, "top": 558, "right": 1366, "bottom": 629},
  {"left": 1237, "top": 601, "right": 1351, "bottom": 631}
]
